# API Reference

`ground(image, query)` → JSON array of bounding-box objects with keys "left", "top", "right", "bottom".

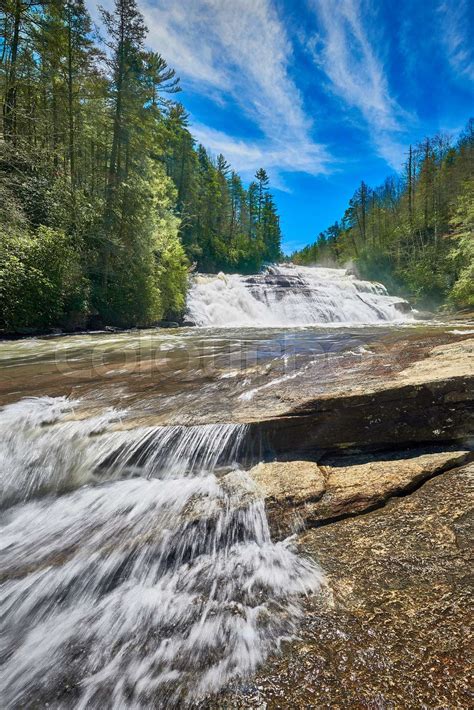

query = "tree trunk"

[
  {"left": 3, "top": 0, "right": 22, "bottom": 142},
  {"left": 67, "top": 4, "right": 75, "bottom": 187}
]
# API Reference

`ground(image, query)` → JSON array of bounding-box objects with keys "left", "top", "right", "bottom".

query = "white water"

[
  {"left": 0, "top": 265, "right": 414, "bottom": 706},
  {"left": 187, "top": 264, "right": 410, "bottom": 327},
  {"left": 0, "top": 397, "right": 323, "bottom": 707}
]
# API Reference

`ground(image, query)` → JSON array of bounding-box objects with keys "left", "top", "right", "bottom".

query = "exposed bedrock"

[
  {"left": 248, "top": 449, "right": 472, "bottom": 539},
  {"left": 209, "top": 462, "right": 474, "bottom": 708},
  {"left": 247, "top": 339, "right": 474, "bottom": 458}
]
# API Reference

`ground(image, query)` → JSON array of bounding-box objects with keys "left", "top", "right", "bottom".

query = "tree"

[
  {"left": 449, "top": 179, "right": 474, "bottom": 307},
  {"left": 0, "top": 0, "right": 283, "bottom": 332},
  {"left": 291, "top": 119, "right": 474, "bottom": 308},
  {"left": 255, "top": 168, "right": 269, "bottom": 223}
]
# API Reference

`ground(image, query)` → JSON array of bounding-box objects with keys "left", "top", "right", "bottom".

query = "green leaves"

[
  {"left": 448, "top": 179, "right": 474, "bottom": 307},
  {"left": 292, "top": 120, "right": 474, "bottom": 310},
  {"left": 0, "top": 226, "right": 89, "bottom": 330},
  {"left": 0, "top": 0, "right": 283, "bottom": 332}
]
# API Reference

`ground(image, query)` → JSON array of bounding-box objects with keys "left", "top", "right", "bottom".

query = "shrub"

[{"left": 0, "top": 226, "right": 89, "bottom": 331}]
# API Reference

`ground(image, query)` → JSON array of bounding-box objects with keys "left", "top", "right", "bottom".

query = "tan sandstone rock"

[
  {"left": 248, "top": 460, "right": 326, "bottom": 538},
  {"left": 247, "top": 338, "right": 474, "bottom": 457},
  {"left": 250, "top": 449, "right": 471, "bottom": 538},
  {"left": 250, "top": 460, "right": 325, "bottom": 505}
]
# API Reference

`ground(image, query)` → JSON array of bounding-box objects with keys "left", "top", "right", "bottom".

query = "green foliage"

[
  {"left": 0, "top": 0, "right": 282, "bottom": 332},
  {"left": 449, "top": 179, "right": 474, "bottom": 307},
  {"left": 355, "top": 249, "right": 401, "bottom": 295},
  {"left": 396, "top": 244, "right": 454, "bottom": 306},
  {"left": 292, "top": 120, "right": 474, "bottom": 309},
  {"left": 164, "top": 115, "right": 282, "bottom": 273},
  {"left": 0, "top": 226, "right": 89, "bottom": 330}
]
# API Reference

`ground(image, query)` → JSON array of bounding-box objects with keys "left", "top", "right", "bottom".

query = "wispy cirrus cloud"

[
  {"left": 438, "top": 0, "right": 474, "bottom": 82},
  {"left": 309, "top": 0, "right": 409, "bottom": 168},
  {"left": 137, "top": 0, "right": 331, "bottom": 182},
  {"left": 190, "top": 122, "right": 328, "bottom": 190}
]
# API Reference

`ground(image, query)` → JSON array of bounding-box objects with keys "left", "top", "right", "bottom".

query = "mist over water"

[{"left": 0, "top": 265, "right": 414, "bottom": 707}]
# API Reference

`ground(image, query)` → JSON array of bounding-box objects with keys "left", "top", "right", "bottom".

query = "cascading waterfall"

[
  {"left": 0, "top": 397, "right": 323, "bottom": 708},
  {"left": 187, "top": 264, "right": 411, "bottom": 327},
  {"left": 0, "top": 398, "right": 250, "bottom": 506}
]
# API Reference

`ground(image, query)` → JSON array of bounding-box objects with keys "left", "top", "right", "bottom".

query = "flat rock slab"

[
  {"left": 209, "top": 461, "right": 474, "bottom": 708},
  {"left": 250, "top": 460, "right": 325, "bottom": 506},
  {"left": 249, "top": 449, "right": 471, "bottom": 538},
  {"left": 248, "top": 338, "right": 474, "bottom": 457}
]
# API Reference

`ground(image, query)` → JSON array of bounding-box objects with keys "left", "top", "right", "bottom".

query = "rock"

[
  {"left": 156, "top": 320, "right": 180, "bottom": 329},
  {"left": 248, "top": 338, "right": 474, "bottom": 457},
  {"left": 249, "top": 449, "right": 471, "bottom": 538},
  {"left": 250, "top": 460, "right": 325, "bottom": 505},
  {"left": 217, "top": 461, "right": 474, "bottom": 708},
  {"left": 249, "top": 461, "right": 325, "bottom": 538},
  {"left": 315, "top": 448, "right": 471, "bottom": 522},
  {"left": 393, "top": 299, "right": 411, "bottom": 313}
]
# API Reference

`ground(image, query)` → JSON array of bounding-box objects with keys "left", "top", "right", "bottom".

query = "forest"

[
  {"left": 0, "top": 0, "right": 282, "bottom": 331},
  {"left": 291, "top": 121, "right": 474, "bottom": 309}
]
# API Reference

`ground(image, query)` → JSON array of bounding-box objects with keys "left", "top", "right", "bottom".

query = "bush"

[
  {"left": 0, "top": 226, "right": 89, "bottom": 331},
  {"left": 448, "top": 180, "right": 474, "bottom": 308},
  {"left": 396, "top": 244, "right": 454, "bottom": 307}
]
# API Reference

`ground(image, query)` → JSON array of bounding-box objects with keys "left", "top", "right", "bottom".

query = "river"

[{"left": 0, "top": 264, "right": 456, "bottom": 707}]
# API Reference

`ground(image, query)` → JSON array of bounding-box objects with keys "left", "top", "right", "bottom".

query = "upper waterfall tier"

[{"left": 186, "top": 264, "right": 411, "bottom": 327}]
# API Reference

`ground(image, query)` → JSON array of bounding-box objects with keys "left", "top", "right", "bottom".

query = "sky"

[{"left": 90, "top": 0, "right": 474, "bottom": 253}]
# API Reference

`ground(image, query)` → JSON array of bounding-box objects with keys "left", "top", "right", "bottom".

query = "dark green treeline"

[
  {"left": 0, "top": 0, "right": 281, "bottom": 331},
  {"left": 292, "top": 123, "right": 473, "bottom": 309}
]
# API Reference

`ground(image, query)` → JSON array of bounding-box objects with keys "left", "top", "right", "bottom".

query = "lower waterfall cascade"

[
  {"left": 0, "top": 397, "right": 323, "bottom": 708},
  {"left": 186, "top": 264, "right": 411, "bottom": 327}
]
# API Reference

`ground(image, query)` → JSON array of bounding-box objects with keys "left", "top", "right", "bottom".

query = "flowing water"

[
  {"left": 187, "top": 264, "right": 410, "bottom": 327},
  {"left": 1, "top": 265, "right": 418, "bottom": 707}
]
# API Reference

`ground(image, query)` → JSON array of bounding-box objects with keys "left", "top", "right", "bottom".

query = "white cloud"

[
  {"left": 309, "top": 0, "right": 408, "bottom": 168},
  {"left": 121, "top": 0, "right": 331, "bottom": 180},
  {"left": 191, "top": 122, "right": 327, "bottom": 190},
  {"left": 438, "top": 0, "right": 474, "bottom": 82}
]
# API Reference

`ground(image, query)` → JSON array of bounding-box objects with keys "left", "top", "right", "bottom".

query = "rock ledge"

[{"left": 249, "top": 448, "right": 471, "bottom": 538}]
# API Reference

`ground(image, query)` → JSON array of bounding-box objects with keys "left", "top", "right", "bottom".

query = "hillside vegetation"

[
  {"left": 0, "top": 0, "right": 281, "bottom": 332},
  {"left": 292, "top": 122, "right": 474, "bottom": 310}
]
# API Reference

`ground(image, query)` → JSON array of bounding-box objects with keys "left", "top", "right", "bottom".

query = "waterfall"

[
  {"left": 0, "top": 397, "right": 323, "bottom": 708},
  {"left": 187, "top": 264, "right": 411, "bottom": 327}
]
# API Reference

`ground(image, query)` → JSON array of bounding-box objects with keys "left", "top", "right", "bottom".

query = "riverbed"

[{"left": 1, "top": 266, "right": 473, "bottom": 708}]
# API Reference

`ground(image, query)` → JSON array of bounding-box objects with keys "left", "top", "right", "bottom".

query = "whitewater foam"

[
  {"left": 0, "top": 396, "right": 324, "bottom": 707},
  {"left": 187, "top": 264, "right": 411, "bottom": 327}
]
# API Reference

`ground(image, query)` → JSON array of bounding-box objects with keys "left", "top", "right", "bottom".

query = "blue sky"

[{"left": 91, "top": 0, "right": 473, "bottom": 252}]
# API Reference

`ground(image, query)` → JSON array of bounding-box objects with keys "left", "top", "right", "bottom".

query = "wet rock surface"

[
  {"left": 208, "top": 461, "right": 474, "bottom": 709},
  {"left": 250, "top": 338, "right": 474, "bottom": 457},
  {"left": 249, "top": 449, "right": 472, "bottom": 538},
  {"left": 250, "top": 460, "right": 325, "bottom": 504}
]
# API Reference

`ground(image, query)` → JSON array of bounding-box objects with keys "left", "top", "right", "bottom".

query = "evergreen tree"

[
  {"left": 292, "top": 120, "right": 474, "bottom": 308},
  {"left": 0, "top": 0, "right": 283, "bottom": 331}
]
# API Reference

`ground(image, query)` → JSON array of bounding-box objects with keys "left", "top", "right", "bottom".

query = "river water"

[{"left": 1, "top": 265, "right": 423, "bottom": 707}]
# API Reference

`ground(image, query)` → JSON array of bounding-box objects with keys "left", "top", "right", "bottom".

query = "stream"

[{"left": 0, "top": 265, "right": 437, "bottom": 707}]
